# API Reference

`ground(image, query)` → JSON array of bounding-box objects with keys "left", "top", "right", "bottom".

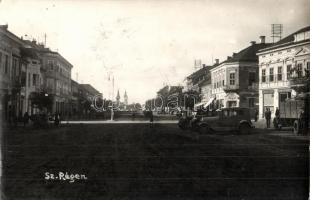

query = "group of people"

[
  {"left": 264, "top": 107, "right": 280, "bottom": 128},
  {"left": 7, "top": 111, "right": 62, "bottom": 128}
]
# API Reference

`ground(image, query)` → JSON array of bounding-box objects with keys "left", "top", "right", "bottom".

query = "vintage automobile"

[{"left": 196, "top": 107, "right": 255, "bottom": 134}]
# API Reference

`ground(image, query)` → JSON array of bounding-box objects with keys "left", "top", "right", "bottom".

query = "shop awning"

[{"left": 203, "top": 97, "right": 215, "bottom": 108}]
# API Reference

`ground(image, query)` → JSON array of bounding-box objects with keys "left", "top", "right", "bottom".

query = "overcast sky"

[{"left": 0, "top": 0, "right": 309, "bottom": 104}]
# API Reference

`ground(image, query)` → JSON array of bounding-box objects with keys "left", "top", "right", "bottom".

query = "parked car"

[{"left": 197, "top": 107, "right": 254, "bottom": 134}]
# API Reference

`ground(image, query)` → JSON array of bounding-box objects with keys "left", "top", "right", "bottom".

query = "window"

[
  {"left": 0, "top": 52, "right": 2, "bottom": 70},
  {"left": 262, "top": 69, "right": 266, "bottom": 82},
  {"left": 279, "top": 92, "right": 291, "bottom": 103},
  {"left": 33, "top": 74, "right": 37, "bottom": 86},
  {"left": 4, "top": 55, "right": 9, "bottom": 74},
  {"left": 249, "top": 98, "right": 255, "bottom": 108},
  {"left": 269, "top": 68, "right": 274, "bottom": 82},
  {"left": 229, "top": 72, "right": 235, "bottom": 85},
  {"left": 277, "top": 66, "right": 282, "bottom": 81},
  {"left": 248, "top": 72, "right": 256, "bottom": 86},
  {"left": 28, "top": 73, "right": 31, "bottom": 87},
  {"left": 48, "top": 60, "right": 53, "bottom": 70},
  {"left": 287, "top": 65, "right": 292, "bottom": 80},
  {"left": 12, "top": 58, "right": 19, "bottom": 77},
  {"left": 306, "top": 62, "right": 310, "bottom": 77},
  {"left": 222, "top": 80, "right": 225, "bottom": 86},
  {"left": 213, "top": 83, "right": 216, "bottom": 89},
  {"left": 297, "top": 63, "right": 303, "bottom": 78}
]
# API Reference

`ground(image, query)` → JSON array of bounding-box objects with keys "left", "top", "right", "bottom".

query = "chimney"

[
  {"left": 227, "top": 56, "right": 232, "bottom": 60},
  {"left": 215, "top": 59, "right": 219, "bottom": 64},
  {"left": 232, "top": 53, "right": 237, "bottom": 57},
  {"left": 202, "top": 64, "right": 206, "bottom": 68},
  {"left": 250, "top": 41, "right": 256, "bottom": 45},
  {"left": 259, "top": 36, "right": 266, "bottom": 44}
]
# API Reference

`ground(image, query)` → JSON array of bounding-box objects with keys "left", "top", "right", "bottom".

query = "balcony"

[{"left": 223, "top": 84, "right": 239, "bottom": 92}]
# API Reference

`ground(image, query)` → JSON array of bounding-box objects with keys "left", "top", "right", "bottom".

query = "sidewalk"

[{"left": 252, "top": 119, "right": 309, "bottom": 141}]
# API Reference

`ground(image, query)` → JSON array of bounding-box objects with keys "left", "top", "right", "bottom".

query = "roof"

[
  {"left": 187, "top": 64, "right": 218, "bottom": 86},
  {"left": 20, "top": 47, "right": 40, "bottom": 59},
  {"left": 223, "top": 43, "right": 272, "bottom": 63},
  {"left": 80, "top": 84, "right": 100, "bottom": 95},
  {"left": 23, "top": 40, "right": 74, "bottom": 68},
  {"left": 258, "top": 26, "right": 310, "bottom": 52}
]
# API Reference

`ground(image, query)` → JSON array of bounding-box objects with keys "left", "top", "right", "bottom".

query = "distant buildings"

[
  {"left": 257, "top": 26, "right": 310, "bottom": 118},
  {"left": 0, "top": 24, "right": 102, "bottom": 122}
]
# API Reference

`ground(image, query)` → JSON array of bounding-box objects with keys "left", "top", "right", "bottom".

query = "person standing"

[
  {"left": 54, "top": 113, "right": 60, "bottom": 126},
  {"left": 265, "top": 108, "right": 271, "bottom": 128},
  {"left": 23, "top": 112, "right": 29, "bottom": 127},
  {"left": 254, "top": 109, "right": 259, "bottom": 122},
  {"left": 149, "top": 110, "right": 154, "bottom": 127}
]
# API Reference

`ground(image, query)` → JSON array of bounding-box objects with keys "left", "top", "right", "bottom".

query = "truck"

[{"left": 274, "top": 98, "right": 309, "bottom": 134}]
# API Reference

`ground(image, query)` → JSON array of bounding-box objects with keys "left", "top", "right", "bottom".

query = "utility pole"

[
  {"left": 44, "top": 33, "right": 47, "bottom": 46},
  {"left": 111, "top": 75, "right": 114, "bottom": 121}
]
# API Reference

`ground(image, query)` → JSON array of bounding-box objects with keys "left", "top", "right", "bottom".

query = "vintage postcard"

[{"left": 0, "top": 0, "right": 309, "bottom": 199}]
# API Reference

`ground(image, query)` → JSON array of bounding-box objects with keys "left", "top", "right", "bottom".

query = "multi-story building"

[
  {"left": 71, "top": 79, "right": 79, "bottom": 115},
  {"left": 210, "top": 36, "right": 272, "bottom": 109},
  {"left": 79, "top": 84, "right": 101, "bottom": 114},
  {"left": 257, "top": 26, "right": 310, "bottom": 118},
  {"left": 20, "top": 46, "right": 43, "bottom": 115},
  {"left": 0, "top": 25, "right": 26, "bottom": 120},
  {"left": 23, "top": 40, "right": 73, "bottom": 115}
]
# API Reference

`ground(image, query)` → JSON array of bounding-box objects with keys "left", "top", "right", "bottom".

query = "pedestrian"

[
  {"left": 275, "top": 107, "right": 280, "bottom": 119},
  {"left": 23, "top": 112, "right": 29, "bottom": 127},
  {"left": 265, "top": 108, "right": 271, "bottom": 128},
  {"left": 54, "top": 113, "right": 60, "bottom": 126},
  {"left": 149, "top": 110, "right": 154, "bottom": 127},
  {"left": 254, "top": 109, "right": 258, "bottom": 122}
]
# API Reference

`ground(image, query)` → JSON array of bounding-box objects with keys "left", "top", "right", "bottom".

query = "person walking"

[
  {"left": 254, "top": 109, "right": 259, "bottom": 122},
  {"left": 23, "top": 112, "right": 29, "bottom": 127},
  {"left": 149, "top": 110, "right": 154, "bottom": 128},
  {"left": 265, "top": 108, "right": 271, "bottom": 128},
  {"left": 54, "top": 113, "right": 60, "bottom": 126}
]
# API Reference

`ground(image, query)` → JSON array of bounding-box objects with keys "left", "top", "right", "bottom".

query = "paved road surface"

[{"left": 1, "top": 123, "right": 308, "bottom": 200}]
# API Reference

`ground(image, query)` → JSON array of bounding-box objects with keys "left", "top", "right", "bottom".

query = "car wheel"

[
  {"left": 239, "top": 123, "right": 251, "bottom": 134},
  {"left": 199, "top": 124, "right": 211, "bottom": 134}
]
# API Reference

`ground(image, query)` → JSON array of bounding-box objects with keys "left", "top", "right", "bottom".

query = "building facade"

[
  {"left": 211, "top": 37, "right": 271, "bottom": 109},
  {"left": 0, "top": 25, "right": 26, "bottom": 120},
  {"left": 257, "top": 26, "right": 310, "bottom": 118},
  {"left": 40, "top": 49, "right": 73, "bottom": 115}
]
